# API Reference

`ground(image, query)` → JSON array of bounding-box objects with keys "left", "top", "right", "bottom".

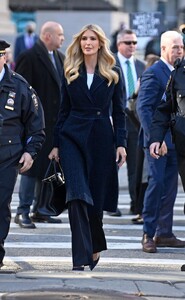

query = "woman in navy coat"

[{"left": 49, "top": 24, "right": 127, "bottom": 271}]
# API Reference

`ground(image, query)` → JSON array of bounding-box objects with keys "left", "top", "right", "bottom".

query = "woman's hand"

[
  {"left": 48, "top": 147, "right": 59, "bottom": 162},
  {"left": 116, "top": 146, "right": 127, "bottom": 167}
]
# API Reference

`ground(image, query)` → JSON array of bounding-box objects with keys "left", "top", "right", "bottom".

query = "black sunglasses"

[{"left": 120, "top": 41, "right": 137, "bottom": 45}]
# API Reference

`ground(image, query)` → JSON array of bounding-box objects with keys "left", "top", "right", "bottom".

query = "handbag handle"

[
  {"left": 53, "top": 159, "right": 65, "bottom": 179},
  {"left": 44, "top": 159, "right": 64, "bottom": 180}
]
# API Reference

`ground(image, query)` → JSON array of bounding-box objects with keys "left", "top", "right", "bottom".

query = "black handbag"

[{"left": 37, "top": 159, "right": 67, "bottom": 216}]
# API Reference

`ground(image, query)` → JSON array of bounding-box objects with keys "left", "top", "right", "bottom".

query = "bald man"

[{"left": 14, "top": 22, "right": 65, "bottom": 228}]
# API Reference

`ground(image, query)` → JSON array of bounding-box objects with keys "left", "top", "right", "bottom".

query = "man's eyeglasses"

[{"left": 120, "top": 41, "right": 137, "bottom": 45}]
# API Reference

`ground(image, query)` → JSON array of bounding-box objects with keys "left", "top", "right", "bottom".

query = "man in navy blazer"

[
  {"left": 114, "top": 29, "right": 145, "bottom": 215},
  {"left": 14, "top": 21, "right": 38, "bottom": 62},
  {"left": 137, "top": 30, "right": 185, "bottom": 253}
]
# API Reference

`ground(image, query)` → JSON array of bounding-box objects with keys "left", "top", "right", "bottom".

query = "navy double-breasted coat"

[{"left": 54, "top": 65, "right": 127, "bottom": 212}]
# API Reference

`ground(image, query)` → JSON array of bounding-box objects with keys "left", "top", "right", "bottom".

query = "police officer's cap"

[{"left": 0, "top": 40, "right": 10, "bottom": 56}]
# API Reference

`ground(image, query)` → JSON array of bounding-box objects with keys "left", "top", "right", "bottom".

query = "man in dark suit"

[
  {"left": 137, "top": 30, "right": 185, "bottom": 253},
  {"left": 114, "top": 29, "right": 145, "bottom": 216},
  {"left": 14, "top": 21, "right": 65, "bottom": 228},
  {"left": 14, "top": 21, "right": 38, "bottom": 62}
]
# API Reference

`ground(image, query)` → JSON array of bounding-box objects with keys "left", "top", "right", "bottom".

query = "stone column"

[{"left": 0, "top": 0, "right": 16, "bottom": 35}]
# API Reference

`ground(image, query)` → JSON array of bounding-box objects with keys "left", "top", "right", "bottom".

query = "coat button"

[{"left": 97, "top": 111, "right": 101, "bottom": 115}]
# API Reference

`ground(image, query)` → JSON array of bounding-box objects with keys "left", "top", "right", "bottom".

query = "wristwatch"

[{"left": 29, "top": 152, "right": 37, "bottom": 161}]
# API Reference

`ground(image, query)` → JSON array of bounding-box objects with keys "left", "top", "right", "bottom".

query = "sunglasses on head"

[{"left": 120, "top": 41, "right": 137, "bottom": 45}]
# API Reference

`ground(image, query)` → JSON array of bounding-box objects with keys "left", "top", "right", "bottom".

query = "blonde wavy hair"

[{"left": 64, "top": 24, "right": 119, "bottom": 86}]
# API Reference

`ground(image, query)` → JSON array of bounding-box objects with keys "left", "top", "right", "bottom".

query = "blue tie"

[
  {"left": 49, "top": 52, "right": 57, "bottom": 70},
  {"left": 126, "top": 60, "right": 135, "bottom": 97}
]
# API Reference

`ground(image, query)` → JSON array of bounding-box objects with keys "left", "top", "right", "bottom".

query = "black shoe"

[
  {"left": 31, "top": 212, "right": 62, "bottom": 223},
  {"left": 0, "top": 262, "right": 3, "bottom": 268},
  {"left": 14, "top": 213, "right": 36, "bottom": 229},
  {"left": 107, "top": 208, "right": 122, "bottom": 217},
  {"left": 181, "top": 264, "right": 185, "bottom": 271},
  {"left": 90, "top": 255, "right": 100, "bottom": 271},
  {"left": 72, "top": 266, "right": 84, "bottom": 271}
]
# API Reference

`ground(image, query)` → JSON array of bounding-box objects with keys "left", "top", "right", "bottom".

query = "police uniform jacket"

[
  {"left": 53, "top": 65, "right": 127, "bottom": 212},
  {"left": 15, "top": 39, "right": 64, "bottom": 178},
  {"left": 150, "top": 58, "right": 185, "bottom": 144},
  {"left": 0, "top": 64, "right": 45, "bottom": 168}
]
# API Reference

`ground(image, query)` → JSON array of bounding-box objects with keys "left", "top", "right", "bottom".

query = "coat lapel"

[
  {"left": 90, "top": 71, "right": 106, "bottom": 93},
  {"left": 35, "top": 41, "right": 61, "bottom": 88},
  {"left": 77, "top": 65, "right": 106, "bottom": 103}
]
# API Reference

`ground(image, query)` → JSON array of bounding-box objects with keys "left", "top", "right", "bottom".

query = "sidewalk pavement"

[{"left": 1, "top": 268, "right": 185, "bottom": 299}]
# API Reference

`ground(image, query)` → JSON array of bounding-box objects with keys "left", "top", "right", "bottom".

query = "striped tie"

[{"left": 126, "top": 60, "right": 135, "bottom": 97}]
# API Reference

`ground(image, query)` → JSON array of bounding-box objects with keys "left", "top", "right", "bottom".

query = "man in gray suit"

[{"left": 114, "top": 29, "right": 145, "bottom": 216}]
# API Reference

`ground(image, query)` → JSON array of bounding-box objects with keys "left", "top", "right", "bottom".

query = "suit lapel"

[
  {"left": 135, "top": 59, "right": 143, "bottom": 77},
  {"left": 158, "top": 59, "right": 171, "bottom": 78},
  {"left": 35, "top": 42, "right": 61, "bottom": 87}
]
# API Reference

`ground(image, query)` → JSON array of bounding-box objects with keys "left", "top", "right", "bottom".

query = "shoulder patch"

[{"left": 31, "top": 92, "right": 38, "bottom": 110}]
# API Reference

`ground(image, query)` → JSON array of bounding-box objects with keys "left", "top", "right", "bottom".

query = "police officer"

[
  {"left": 0, "top": 40, "right": 45, "bottom": 268},
  {"left": 150, "top": 58, "right": 185, "bottom": 187}
]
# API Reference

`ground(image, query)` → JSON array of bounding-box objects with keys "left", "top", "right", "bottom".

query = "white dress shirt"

[{"left": 117, "top": 52, "right": 138, "bottom": 99}]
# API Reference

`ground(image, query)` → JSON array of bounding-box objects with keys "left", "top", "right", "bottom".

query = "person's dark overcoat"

[
  {"left": 54, "top": 65, "right": 127, "bottom": 212},
  {"left": 15, "top": 39, "right": 65, "bottom": 178}
]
